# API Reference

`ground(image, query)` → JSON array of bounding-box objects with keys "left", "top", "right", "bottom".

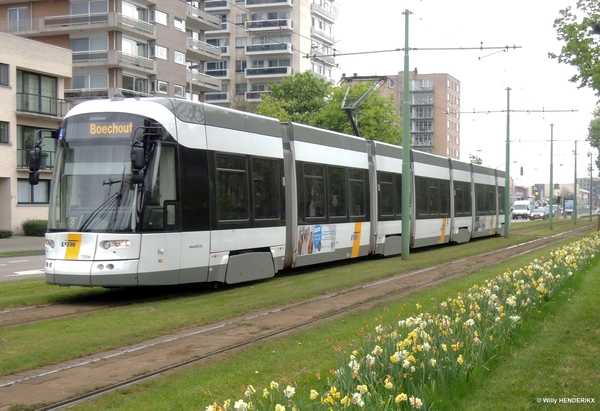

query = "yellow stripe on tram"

[
  {"left": 351, "top": 222, "right": 362, "bottom": 258},
  {"left": 439, "top": 218, "right": 447, "bottom": 244},
  {"left": 489, "top": 215, "right": 495, "bottom": 235},
  {"left": 64, "top": 233, "right": 82, "bottom": 260}
]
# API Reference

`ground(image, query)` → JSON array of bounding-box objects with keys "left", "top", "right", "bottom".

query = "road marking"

[
  {"left": 8, "top": 269, "right": 45, "bottom": 277},
  {"left": 9, "top": 260, "right": 30, "bottom": 264}
]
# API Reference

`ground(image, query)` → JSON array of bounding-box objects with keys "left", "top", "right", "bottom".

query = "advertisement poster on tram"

[{"left": 297, "top": 224, "right": 336, "bottom": 255}]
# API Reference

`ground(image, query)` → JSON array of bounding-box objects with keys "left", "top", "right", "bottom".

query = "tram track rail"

[{"left": 0, "top": 225, "right": 593, "bottom": 411}]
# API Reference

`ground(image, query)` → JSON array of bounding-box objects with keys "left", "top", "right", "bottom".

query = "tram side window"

[
  {"left": 216, "top": 155, "right": 248, "bottom": 221},
  {"left": 487, "top": 185, "right": 496, "bottom": 214},
  {"left": 454, "top": 181, "right": 472, "bottom": 216},
  {"left": 379, "top": 172, "right": 394, "bottom": 216},
  {"left": 348, "top": 169, "right": 365, "bottom": 217},
  {"left": 439, "top": 179, "right": 449, "bottom": 217},
  {"left": 304, "top": 164, "right": 325, "bottom": 218},
  {"left": 328, "top": 166, "right": 346, "bottom": 217},
  {"left": 476, "top": 183, "right": 495, "bottom": 215},
  {"left": 252, "top": 158, "right": 280, "bottom": 219},
  {"left": 498, "top": 186, "right": 505, "bottom": 213},
  {"left": 416, "top": 176, "right": 450, "bottom": 218}
]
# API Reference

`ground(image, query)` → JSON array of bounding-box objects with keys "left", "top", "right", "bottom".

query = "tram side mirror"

[
  {"left": 130, "top": 146, "right": 145, "bottom": 185},
  {"left": 29, "top": 148, "right": 41, "bottom": 172}
]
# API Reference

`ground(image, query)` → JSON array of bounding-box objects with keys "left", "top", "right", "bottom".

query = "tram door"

[{"left": 138, "top": 144, "right": 182, "bottom": 285}]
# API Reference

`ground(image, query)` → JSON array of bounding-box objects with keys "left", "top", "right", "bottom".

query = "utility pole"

[
  {"left": 574, "top": 141, "right": 578, "bottom": 225},
  {"left": 549, "top": 124, "right": 554, "bottom": 229},
  {"left": 504, "top": 87, "right": 511, "bottom": 238},
  {"left": 401, "top": 9, "right": 411, "bottom": 259}
]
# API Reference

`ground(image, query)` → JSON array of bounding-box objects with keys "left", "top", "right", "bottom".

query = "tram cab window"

[{"left": 143, "top": 145, "right": 177, "bottom": 230}]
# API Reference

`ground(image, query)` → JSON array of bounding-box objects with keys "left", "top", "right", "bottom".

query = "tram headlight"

[
  {"left": 45, "top": 239, "right": 55, "bottom": 249},
  {"left": 102, "top": 240, "right": 132, "bottom": 250}
]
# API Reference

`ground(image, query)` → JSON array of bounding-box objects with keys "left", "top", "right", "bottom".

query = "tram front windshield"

[{"left": 48, "top": 113, "right": 147, "bottom": 233}]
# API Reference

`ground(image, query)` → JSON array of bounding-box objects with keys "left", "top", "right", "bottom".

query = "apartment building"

[
  {"left": 0, "top": 0, "right": 223, "bottom": 102},
  {"left": 0, "top": 0, "right": 338, "bottom": 105},
  {"left": 378, "top": 71, "right": 461, "bottom": 159},
  {"left": 203, "top": 0, "right": 338, "bottom": 107},
  {"left": 0, "top": 32, "right": 71, "bottom": 234}
]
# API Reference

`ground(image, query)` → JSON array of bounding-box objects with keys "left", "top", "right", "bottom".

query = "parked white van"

[{"left": 512, "top": 200, "right": 533, "bottom": 219}]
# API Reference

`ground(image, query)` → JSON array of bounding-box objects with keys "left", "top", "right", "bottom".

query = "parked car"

[{"left": 530, "top": 207, "right": 547, "bottom": 220}]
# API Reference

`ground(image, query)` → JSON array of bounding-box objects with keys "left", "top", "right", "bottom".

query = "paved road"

[{"left": 0, "top": 255, "right": 46, "bottom": 282}]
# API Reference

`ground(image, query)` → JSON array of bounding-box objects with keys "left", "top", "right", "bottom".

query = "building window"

[
  {"left": 0, "top": 121, "right": 8, "bottom": 144},
  {"left": 152, "top": 10, "right": 168, "bottom": 25},
  {"left": 18, "top": 179, "right": 50, "bottom": 204},
  {"left": 174, "top": 84, "right": 185, "bottom": 98},
  {"left": 17, "top": 126, "right": 56, "bottom": 169},
  {"left": 174, "top": 17, "right": 185, "bottom": 31},
  {"left": 8, "top": 7, "right": 28, "bottom": 32},
  {"left": 152, "top": 80, "right": 168, "bottom": 94},
  {"left": 17, "top": 70, "right": 58, "bottom": 115},
  {"left": 71, "top": 36, "right": 108, "bottom": 52},
  {"left": 0, "top": 63, "right": 9, "bottom": 86},
  {"left": 71, "top": 73, "right": 108, "bottom": 89},
  {"left": 235, "top": 83, "right": 247, "bottom": 95},
  {"left": 235, "top": 60, "right": 247, "bottom": 73},
  {"left": 122, "top": 75, "right": 147, "bottom": 94},
  {"left": 174, "top": 51, "right": 185, "bottom": 65},
  {"left": 71, "top": 1, "right": 107, "bottom": 14},
  {"left": 122, "top": 1, "right": 147, "bottom": 22},
  {"left": 152, "top": 45, "right": 168, "bottom": 60},
  {"left": 235, "top": 37, "right": 247, "bottom": 49}
]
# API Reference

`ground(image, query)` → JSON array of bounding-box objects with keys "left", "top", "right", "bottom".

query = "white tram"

[{"left": 30, "top": 97, "right": 505, "bottom": 287}]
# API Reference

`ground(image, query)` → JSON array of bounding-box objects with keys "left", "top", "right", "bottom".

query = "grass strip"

[{"left": 58, "top": 233, "right": 600, "bottom": 410}]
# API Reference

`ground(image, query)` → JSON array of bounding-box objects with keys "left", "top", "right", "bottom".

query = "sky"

[{"left": 332, "top": 0, "right": 599, "bottom": 186}]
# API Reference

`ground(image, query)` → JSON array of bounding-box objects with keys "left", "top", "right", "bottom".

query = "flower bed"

[{"left": 205, "top": 233, "right": 600, "bottom": 411}]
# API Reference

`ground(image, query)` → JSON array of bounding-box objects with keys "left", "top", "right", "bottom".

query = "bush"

[
  {"left": 0, "top": 230, "right": 13, "bottom": 239},
  {"left": 22, "top": 219, "right": 48, "bottom": 237}
]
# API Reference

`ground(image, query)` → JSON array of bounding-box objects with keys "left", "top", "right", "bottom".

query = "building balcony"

[
  {"left": 204, "top": 92, "right": 230, "bottom": 103},
  {"left": 17, "top": 148, "right": 56, "bottom": 171},
  {"left": 245, "top": 43, "right": 292, "bottom": 56},
  {"left": 187, "top": 38, "right": 222, "bottom": 61},
  {"left": 245, "top": 19, "right": 292, "bottom": 32},
  {"left": 183, "top": 1, "right": 221, "bottom": 31},
  {"left": 245, "top": 90, "right": 271, "bottom": 102},
  {"left": 310, "top": 26, "right": 335, "bottom": 44},
  {"left": 204, "top": 0, "right": 232, "bottom": 11},
  {"left": 189, "top": 71, "right": 221, "bottom": 92},
  {"left": 310, "top": 3, "right": 335, "bottom": 23},
  {"left": 16, "top": 93, "right": 73, "bottom": 118},
  {"left": 245, "top": 66, "right": 292, "bottom": 78},
  {"left": 245, "top": 0, "right": 293, "bottom": 8},
  {"left": 0, "top": 12, "right": 155, "bottom": 39},
  {"left": 72, "top": 50, "right": 155, "bottom": 75}
]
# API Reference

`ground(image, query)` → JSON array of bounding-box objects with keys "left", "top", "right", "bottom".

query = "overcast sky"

[{"left": 333, "top": 0, "right": 599, "bottom": 185}]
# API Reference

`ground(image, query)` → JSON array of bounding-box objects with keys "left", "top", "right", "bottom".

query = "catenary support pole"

[
  {"left": 401, "top": 9, "right": 412, "bottom": 259},
  {"left": 504, "top": 87, "right": 511, "bottom": 238}
]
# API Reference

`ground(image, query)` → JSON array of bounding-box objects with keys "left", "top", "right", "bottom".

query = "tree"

[
  {"left": 256, "top": 71, "right": 331, "bottom": 124},
  {"left": 313, "top": 82, "right": 403, "bottom": 145},
  {"left": 551, "top": 1, "right": 600, "bottom": 171},
  {"left": 549, "top": 1, "right": 600, "bottom": 95},
  {"left": 256, "top": 71, "right": 403, "bottom": 145}
]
